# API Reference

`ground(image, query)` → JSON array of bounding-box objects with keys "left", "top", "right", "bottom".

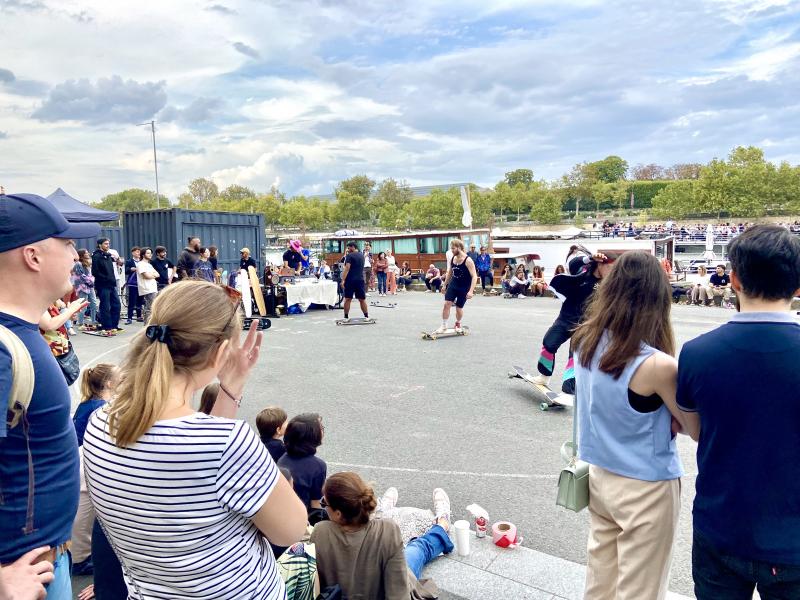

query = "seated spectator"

[
  {"left": 690, "top": 265, "right": 711, "bottom": 305},
  {"left": 199, "top": 382, "right": 219, "bottom": 414},
  {"left": 424, "top": 265, "right": 442, "bottom": 293},
  {"left": 278, "top": 413, "right": 327, "bottom": 514},
  {"left": 397, "top": 262, "right": 414, "bottom": 290},
  {"left": 311, "top": 472, "right": 453, "bottom": 599},
  {"left": 505, "top": 264, "right": 530, "bottom": 298},
  {"left": 317, "top": 259, "right": 331, "bottom": 280},
  {"left": 707, "top": 265, "right": 733, "bottom": 306},
  {"left": 554, "top": 264, "right": 566, "bottom": 275},
  {"left": 82, "top": 280, "right": 307, "bottom": 600},
  {"left": 500, "top": 264, "right": 514, "bottom": 294},
  {"left": 530, "top": 265, "right": 548, "bottom": 297},
  {"left": 257, "top": 406, "right": 289, "bottom": 463}
]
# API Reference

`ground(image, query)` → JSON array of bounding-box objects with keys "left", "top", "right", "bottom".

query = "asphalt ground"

[{"left": 69, "top": 290, "right": 747, "bottom": 598}]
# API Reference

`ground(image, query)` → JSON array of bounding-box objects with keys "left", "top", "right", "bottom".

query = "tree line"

[{"left": 93, "top": 145, "right": 800, "bottom": 229}]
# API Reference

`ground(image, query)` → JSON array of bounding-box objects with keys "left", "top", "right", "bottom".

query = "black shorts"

[
  {"left": 343, "top": 280, "right": 366, "bottom": 300},
  {"left": 444, "top": 285, "right": 470, "bottom": 308}
]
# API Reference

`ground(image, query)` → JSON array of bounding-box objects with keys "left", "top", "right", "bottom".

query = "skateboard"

[
  {"left": 508, "top": 365, "right": 572, "bottom": 411},
  {"left": 369, "top": 301, "right": 397, "bottom": 308},
  {"left": 244, "top": 316, "right": 272, "bottom": 331},
  {"left": 248, "top": 266, "right": 267, "bottom": 317},
  {"left": 82, "top": 329, "right": 117, "bottom": 337},
  {"left": 336, "top": 317, "right": 376, "bottom": 326},
  {"left": 421, "top": 326, "right": 469, "bottom": 340}
]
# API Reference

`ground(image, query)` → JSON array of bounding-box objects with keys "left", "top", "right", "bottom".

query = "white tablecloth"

[{"left": 284, "top": 279, "right": 338, "bottom": 309}]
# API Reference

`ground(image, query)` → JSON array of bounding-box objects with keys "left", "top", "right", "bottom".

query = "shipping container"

[
  {"left": 123, "top": 209, "right": 266, "bottom": 275},
  {"left": 73, "top": 227, "right": 125, "bottom": 254}
]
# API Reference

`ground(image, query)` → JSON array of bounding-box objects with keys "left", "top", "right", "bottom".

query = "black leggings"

[{"left": 478, "top": 271, "right": 493, "bottom": 289}]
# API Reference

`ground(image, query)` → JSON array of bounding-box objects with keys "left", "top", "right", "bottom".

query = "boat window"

[
  {"left": 393, "top": 237, "right": 417, "bottom": 254},
  {"left": 420, "top": 237, "right": 438, "bottom": 254},
  {"left": 324, "top": 240, "right": 342, "bottom": 253},
  {"left": 370, "top": 240, "right": 392, "bottom": 254}
]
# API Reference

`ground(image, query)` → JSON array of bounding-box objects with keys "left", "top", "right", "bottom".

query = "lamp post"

[{"left": 139, "top": 120, "right": 160, "bottom": 208}]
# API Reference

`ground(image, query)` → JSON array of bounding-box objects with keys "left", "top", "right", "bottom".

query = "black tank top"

[{"left": 450, "top": 256, "right": 471, "bottom": 288}]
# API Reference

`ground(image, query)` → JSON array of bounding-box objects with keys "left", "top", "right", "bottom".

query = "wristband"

[{"left": 219, "top": 382, "right": 242, "bottom": 408}]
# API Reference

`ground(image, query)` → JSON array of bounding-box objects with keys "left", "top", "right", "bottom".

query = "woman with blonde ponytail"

[
  {"left": 311, "top": 471, "right": 454, "bottom": 599},
  {"left": 82, "top": 280, "right": 307, "bottom": 600}
]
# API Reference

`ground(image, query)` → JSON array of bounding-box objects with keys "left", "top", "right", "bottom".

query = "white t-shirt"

[
  {"left": 136, "top": 261, "right": 159, "bottom": 295},
  {"left": 83, "top": 411, "right": 284, "bottom": 600}
]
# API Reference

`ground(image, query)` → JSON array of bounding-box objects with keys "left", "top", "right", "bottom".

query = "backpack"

[{"left": 0, "top": 323, "right": 35, "bottom": 429}]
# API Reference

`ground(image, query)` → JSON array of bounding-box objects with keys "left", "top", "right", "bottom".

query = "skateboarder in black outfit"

[
  {"left": 534, "top": 250, "right": 614, "bottom": 399},
  {"left": 340, "top": 241, "right": 370, "bottom": 322},
  {"left": 434, "top": 239, "right": 478, "bottom": 334}
]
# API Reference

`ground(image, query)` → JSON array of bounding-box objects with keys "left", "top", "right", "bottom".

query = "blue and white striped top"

[{"left": 83, "top": 410, "right": 284, "bottom": 600}]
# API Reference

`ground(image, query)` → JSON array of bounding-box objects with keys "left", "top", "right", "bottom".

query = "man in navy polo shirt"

[
  {"left": 677, "top": 225, "right": 800, "bottom": 599},
  {"left": 0, "top": 193, "right": 98, "bottom": 599}
]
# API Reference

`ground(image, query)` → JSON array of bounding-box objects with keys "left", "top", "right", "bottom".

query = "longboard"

[
  {"left": 508, "top": 365, "right": 572, "bottom": 411},
  {"left": 369, "top": 301, "right": 397, "bottom": 308},
  {"left": 421, "top": 326, "right": 469, "bottom": 340},
  {"left": 336, "top": 318, "right": 376, "bottom": 326},
  {"left": 82, "top": 329, "right": 117, "bottom": 337},
  {"left": 248, "top": 266, "right": 267, "bottom": 317}
]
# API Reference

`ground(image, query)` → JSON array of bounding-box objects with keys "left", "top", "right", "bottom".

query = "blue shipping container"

[
  {"left": 72, "top": 227, "right": 125, "bottom": 254},
  {"left": 123, "top": 209, "right": 266, "bottom": 276}
]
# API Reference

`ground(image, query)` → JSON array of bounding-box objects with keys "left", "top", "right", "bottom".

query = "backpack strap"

[{"left": 0, "top": 323, "right": 34, "bottom": 429}]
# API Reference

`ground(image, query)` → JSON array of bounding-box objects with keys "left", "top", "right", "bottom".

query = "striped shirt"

[{"left": 83, "top": 410, "right": 284, "bottom": 600}]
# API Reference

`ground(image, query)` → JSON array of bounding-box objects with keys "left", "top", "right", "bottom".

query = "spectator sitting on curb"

[{"left": 424, "top": 264, "right": 442, "bottom": 293}]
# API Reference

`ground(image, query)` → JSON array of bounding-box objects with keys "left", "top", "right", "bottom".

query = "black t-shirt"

[
  {"left": 283, "top": 250, "right": 303, "bottom": 270},
  {"left": 709, "top": 273, "right": 730, "bottom": 286},
  {"left": 550, "top": 268, "right": 601, "bottom": 325},
  {"left": 343, "top": 251, "right": 365, "bottom": 282},
  {"left": 240, "top": 256, "right": 257, "bottom": 271},
  {"left": 265, "top": 438, "right": 286, "bottom": 463},
  {"left": 277, "top": 453, "right": 327, "bottom": 509},
  {"left": 150, "top": 257, "right": 174, "bottom": 285}
]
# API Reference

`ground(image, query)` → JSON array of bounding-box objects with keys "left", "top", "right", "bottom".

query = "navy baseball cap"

[{"left": 0, "top": 193, "right": 100, "bottom": 253}]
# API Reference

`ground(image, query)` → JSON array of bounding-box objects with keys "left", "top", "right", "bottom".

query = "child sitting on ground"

[
  {"left": 278, "top": 413, "right": 327, "bottom": 521},
  {"left": 257, "top": 406, "right": 289, "bottom": 462}
]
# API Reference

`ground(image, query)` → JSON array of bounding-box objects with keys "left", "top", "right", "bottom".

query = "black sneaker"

[{"left": 72, "top": 557, "right": 94, "bottom": 576}]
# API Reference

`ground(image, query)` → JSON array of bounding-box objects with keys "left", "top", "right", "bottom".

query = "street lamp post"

[{"left": 139, "top": 120, "right": 160, "bottom": 208}]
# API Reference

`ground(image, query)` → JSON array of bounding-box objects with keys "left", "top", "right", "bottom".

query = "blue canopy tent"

[{"left": 46, "top": 187, "right": 119, "bottom": 222}]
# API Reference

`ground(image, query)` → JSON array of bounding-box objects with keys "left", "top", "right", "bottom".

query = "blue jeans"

[
  {"left": 377, "top": 271, "right": 387, "bottom": 294},
  {"left": 404, "top": 524, "right": 454, "bottom": 580},
  {"left": 45, "top": 549, "right": 72, "bottom": 600},
  {"left": 78, "top": 289, "right": 97, "bottom": 325},
  {"left": 97, "top": 286, "right": 121, "bottom": 330},
  {"left": 693, "top": 529, "right": 800, "bottom": 599}
]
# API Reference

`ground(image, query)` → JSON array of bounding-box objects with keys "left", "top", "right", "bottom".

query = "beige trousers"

[
  {"left": 70, "top": 449, "right": 96, "bottom": 563},
  {"left": 584, "top": 465, "right": 680, "bottom": 600}
]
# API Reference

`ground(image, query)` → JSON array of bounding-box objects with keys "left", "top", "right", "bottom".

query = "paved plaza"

[{"left": 71, "top": 290, "right": 755, "bottom": 599}]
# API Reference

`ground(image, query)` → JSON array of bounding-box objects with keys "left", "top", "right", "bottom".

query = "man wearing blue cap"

[{"left": 0, "top": 193, "right": 99, "bottom": 600}]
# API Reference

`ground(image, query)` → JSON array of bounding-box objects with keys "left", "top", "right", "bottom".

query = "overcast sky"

[{"left": 1, "top": 0, "right": 798, "bottom": 202}]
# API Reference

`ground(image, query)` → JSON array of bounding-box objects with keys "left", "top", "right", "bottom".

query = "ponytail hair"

[
  {"left": 323, "top": 472, "right": 377, "bottom": 526},
  {"left": 107, "top": 280, "right": 241, "bottom": 447},
  {"left": 80, "top": 363, "right": 118, "bottom": 403}
]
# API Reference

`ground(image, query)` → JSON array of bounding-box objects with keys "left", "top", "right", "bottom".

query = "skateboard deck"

[
  {"left": 336, "top": 318, "right": 376, "bottom": 326},
  {"left": 369, "top": 301, "right": 397, "bottom": 308},
  {"left": 243, "top": 316, "right": 272, "bottom": 331},
  {"left": 239, "top": 269, "right": 253, "bottom": 318},
  {"left": 421, "top": 326, "right": 469, "bottom": 340},
  {"left": 82, "top": 329, "right": 117, "bottom": 337},
  {"left": 248, "top": 266, "right": 267, "bottom": 317},
  {"left": 508, "top": 365, "right": 572, "bottom": 410}
]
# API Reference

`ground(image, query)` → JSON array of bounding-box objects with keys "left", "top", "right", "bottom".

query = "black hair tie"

[{"left": 145, "top": 325, "right": 172, "bottom": 345}]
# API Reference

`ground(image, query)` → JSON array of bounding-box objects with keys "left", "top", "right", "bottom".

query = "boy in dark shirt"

[
  {"left": 707, "top": 265, "right": 733, "bottom": 306},
  {"left": 256, "top": 406, "right": 288, "bottom": 463},
  {"left": 150, "top": 246, "right": 174, "bottom": 290}
]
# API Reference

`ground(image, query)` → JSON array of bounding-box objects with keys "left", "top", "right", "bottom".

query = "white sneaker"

[
  {"left": 454, "top": 323, "right": 463, "bottom": 333},
  {"left": 432, "top": 488, "right": 451, "bottom": 525},
  {"left": 532, "top": 374, "right": 550, "bottom": 386},
  {"left": 378, "top": 487, "right": 398, "bottom": 513},
  {"left": 517, "top": 294, "right": 525, "bottom": 299},
  {"left": 434, "top": 324, "right": 447, "bottom": 334}
]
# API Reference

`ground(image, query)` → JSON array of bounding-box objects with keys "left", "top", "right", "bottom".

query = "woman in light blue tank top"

[{"left": 572, "top": 252, "right": 700, "bottom": 600}]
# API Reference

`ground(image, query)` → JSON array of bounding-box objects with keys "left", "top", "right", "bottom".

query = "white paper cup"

[{"left": 453, "top": 519, "right": 471, "bottom": 556}]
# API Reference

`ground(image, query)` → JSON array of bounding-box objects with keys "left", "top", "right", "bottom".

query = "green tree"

[
  {"left": 695, "top": 146, "right": 772, "bottom": 218},
  {"left": 651, "top": 180, "right": 696, "bottom": 219},
  {"left": 561, "top": 163, "right": 594, "bottom": 214},
  {"left": 405, "top": 188, "right": 461, "bottom": 229},
  {"left": 187, "top": 178, "right": 219, "bottom": 206},
  {"left": 336, "top": 175, "right": 375, "bottom": 202},
  {"left": 94, "top": 188, "right": 164, "bottom": 212},
  {"left": 378, "top": 204, "right": 402, "bottom": 229},
  {"left": 219, "top": 184, "right": 256, "bottom": 202},
  {"left": 590, "top": 181, "right": 629, "bottom": 211},
  {"left": 334, "top": 190, "right": 370, "bottom": 224},
  {"left": 372, "top": 178, "right": 413, "bottom": 209},
  {"left": 504, "top": 168, "right": 534, "bottom": 188},
  {"left": 529, "top": 188, "right": 563, "bottom": 224},
  {"left": 587, "top": 155, "right": 628, "bottom": 183}
]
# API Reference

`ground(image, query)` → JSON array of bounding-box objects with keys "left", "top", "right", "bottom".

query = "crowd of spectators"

[{"left": 593, "top": 219, "right": 800, "bottom": 240}]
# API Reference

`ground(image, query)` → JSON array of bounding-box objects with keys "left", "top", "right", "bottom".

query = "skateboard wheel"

[{"left": 540, "top": 403, "right": 549, "bottom": 411}]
